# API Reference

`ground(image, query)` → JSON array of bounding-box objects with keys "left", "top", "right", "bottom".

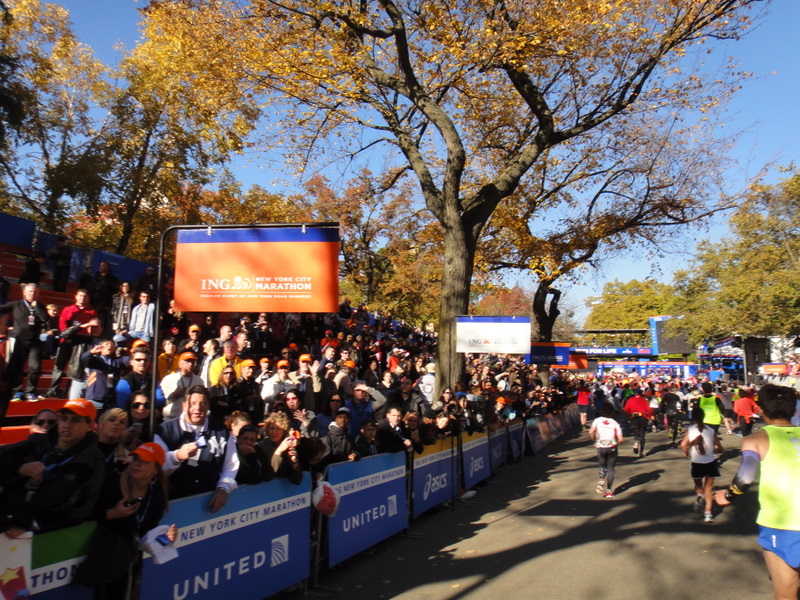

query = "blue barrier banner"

[
  {"left": 70, "top": 248, "right": 89, "bottom": 283},
  {"left": 508, "top": 421, "right": 524, "bottom": 459},
  {"left": 327, "top": 453, "right": 408, "bottom": 566},
  {"left": 526, "top": 418, "right": 546, "bottom": 454},
  {"left": 549, "top": 413, "right": 565, "bottom": 438},
  {"left": 488, "top": 427, "right": 507, "bottom": 471},
  {"left": 411, "top": 438, "right": 457, "bottom": 518},
  {"left": 461, "top": 431, "right": 491, "bottom": 489},
  {"left": 566, "top": 405, "right": 580, "bottom": 428},
  {"left": 141, "top": 476, "right": 311, "bottom": 600},
  {"left": 92, "top": 250, "right": 151, "bottom": 286},
  {"left": 0, "top": 212, "right": 36, "bottom": 250}
]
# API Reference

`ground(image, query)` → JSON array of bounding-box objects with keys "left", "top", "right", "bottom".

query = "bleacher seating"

[{"left": 1, "top": 240, "right": 77, "bottom": 444}]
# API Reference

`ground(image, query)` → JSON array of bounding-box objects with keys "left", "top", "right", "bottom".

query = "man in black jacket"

[
  {"left": 0, "top": 398, "right": 105, "bottom": 534},
  {"left": 0, "top": 283, "right": 49, "bottom": 412},
  {"left": 376, "top": 407, "right": 413, "bottom": 454}
]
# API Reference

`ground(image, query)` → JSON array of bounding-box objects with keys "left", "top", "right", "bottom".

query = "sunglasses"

[
  {"left": 132, "top": 358, "right": 148, "bottom": 362},
  {"left": 35, "top": 419, "right": 57, "bottom": 426},
  {"left": 132, "top": 402, "right": 151, "bottom": 409}
]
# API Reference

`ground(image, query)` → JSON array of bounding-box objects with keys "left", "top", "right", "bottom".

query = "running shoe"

[
  {"left": 694, "top": 495, "right": 705, "bottom": 514},
  {"left": 704, "top": 511, "right": 714, "bottom": 523},
  {"left": 460, "top": 490, "right": 477, "bottom": 500},
  {"left": 632, "top": 444, "right": 639, "bottom": 455},
  {"left": 11, "top": 392, "right": 25, "bottom": 402},
  {"left": 596, "top": 480, "right": 605, "bottom": 494},
  {"left": 604, "top": 491, "right": 615, "bottom": 498},
  {"left": 25, "top": 393, "right": 39, "bottom": 402}
]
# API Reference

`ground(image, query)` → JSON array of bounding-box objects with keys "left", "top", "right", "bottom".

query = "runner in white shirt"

[{"left": 589, "top": 403, "right": 624, "bottom": 498}]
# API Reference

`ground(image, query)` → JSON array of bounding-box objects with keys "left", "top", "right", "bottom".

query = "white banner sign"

[{"left": 455, "top": 316, "right": 531, "bottom": 354}]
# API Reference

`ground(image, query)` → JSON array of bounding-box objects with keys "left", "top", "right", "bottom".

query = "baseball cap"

[
  {"left": 179, "top": 352, "right": 197, "bottom": 361},
  {"left": 325, "top": 329, "right": 333, "bottom": 335},
  {"left": 336, "top": 407, "right": 352, "bottom": 416},
  {"left": 59, "top": 398, "right": 97, "bottom": 421},
  {"left": 277, "top": 359, "right": 290, "bottom": 369},
  {"left": 299, "top": 354, "right": 312, "bottom": 363},
  {"left": 188, "top": 325, "right": 201, "bottom": 332},
  {"left": 131, "top": 339, "right": 149, "bottom": 349},
  {"left": 343, "top": 360, "right": 355, "bottom": 369},
  {"left": 130, "top": 442, "right": 166, "bottom": 466},
  {"left": 259, "top": 357, "right": 271, "bottom": 364},
  {"left": 240, "top": 359, "right": 256, "bottom": 368}
]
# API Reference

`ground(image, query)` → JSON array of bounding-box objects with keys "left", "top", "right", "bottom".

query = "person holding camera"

[{"left": 74, "top": 442, "right": 178, "bottom": 597}]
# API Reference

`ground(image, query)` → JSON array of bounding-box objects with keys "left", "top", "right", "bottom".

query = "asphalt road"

[{"left": 280, "top": 423, "right": 774, "bottom": 600}]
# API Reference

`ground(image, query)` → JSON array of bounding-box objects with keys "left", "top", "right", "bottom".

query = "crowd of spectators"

[{"left": 1, "top": 283, "right": 589, "bottom": 529}]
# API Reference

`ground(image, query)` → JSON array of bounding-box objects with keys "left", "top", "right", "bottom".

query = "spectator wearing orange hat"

[
  {"left": 75, "top": 441, "right": 177, "bottom": 594},
  {"left": 161, "top": 352, "right": 204, "bottom": 419},
  {"left": 254, "top": 357, "right": 273, "bottom": 387},
  {"left": 236, "top": 359, "right": 264, "bottom": 424},
  {"left": 334, "top": 360, "right": 357, "bottom": 402},
  {"left": 260, "top": 359, "right": 297, "bottom": 408},
  {"left": 0, "top": 399, "right": 105, "bottom": 534},
  {"left": 320, "top": 329, "right": 340, "bottom": 349},
  {"left": 289, "top": 353, "right": 322, "bottom": 410},
  {"left": 178, "top": 324, "right": 203, "bottom": 361}
]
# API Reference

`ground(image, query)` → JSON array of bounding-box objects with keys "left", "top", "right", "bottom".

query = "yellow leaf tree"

[{"left": 139, "top": 0, "right": 765, "bottom": 391}]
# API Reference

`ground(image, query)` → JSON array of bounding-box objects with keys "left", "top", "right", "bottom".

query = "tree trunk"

[
  {"left": 435, "top": 220, "right": 475, "bottom": 397},
  {"left": 532, "top": 282, "right": 562, "bottom": 385}
]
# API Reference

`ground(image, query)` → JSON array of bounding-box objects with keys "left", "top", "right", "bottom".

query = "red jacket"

[{"left": 624, "top": 394, "right": 652, "bottom": 418}]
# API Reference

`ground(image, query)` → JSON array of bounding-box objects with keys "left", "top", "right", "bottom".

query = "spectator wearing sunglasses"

[
  {"left": 124, "top": 391, "right": 154, "bottom": 449},
  {"left": 260, "top": 359, "right": 296, "bottom": 407},
  {"left": 28, "top": 408, "right": 58, "bottom": 435}
]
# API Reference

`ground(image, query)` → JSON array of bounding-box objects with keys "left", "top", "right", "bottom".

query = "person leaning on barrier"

[
  {"left": 154, "top": 385, "right": 238, "bottom": 513},
  {"left": 74, "top": 442, "right": 177, "bottom": 596},
  {"left": 319, "top": 407, "right": 359, "bottom": 468},
  {"left": 376, "top": 406, "right": 414, "bottom": 454},
  {"left": 354, "top": 419, "right": 379, "bottom": 456},
  {"left": 259, "top": 411, "right": 302, "bottom": 484},
  {"left": 0, "top": 399, "right": 105, "bottom": 535},
  {"left": 235, "top": 425, "right": 274, "bottom": 485}
]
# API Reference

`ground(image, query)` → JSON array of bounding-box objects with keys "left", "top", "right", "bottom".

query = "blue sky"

[{"left": 59, "top": 0, "right": 800, "bottom": 322}]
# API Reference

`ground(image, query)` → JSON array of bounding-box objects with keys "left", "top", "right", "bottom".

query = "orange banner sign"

[{"left": 174, "top": 227, "right": 339, "bottom": 313}]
